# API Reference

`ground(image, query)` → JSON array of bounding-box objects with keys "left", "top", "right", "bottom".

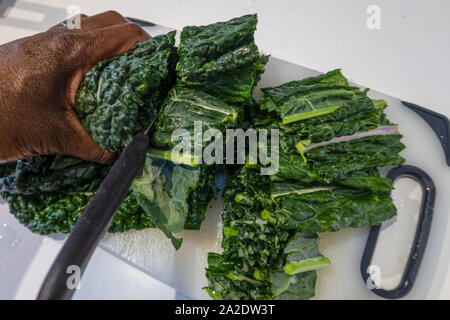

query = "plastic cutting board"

[{"left": 96, "top": 24, "right": 450, "bottom": 300}]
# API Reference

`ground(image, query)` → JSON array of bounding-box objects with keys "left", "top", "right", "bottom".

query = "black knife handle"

[{"left": 37, "top": 133, "right": 149, "bottom": 300}]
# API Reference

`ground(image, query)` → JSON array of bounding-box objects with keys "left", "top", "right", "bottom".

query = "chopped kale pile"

[
  {"left": 139, "top": 14, "right": 267, "bottom": 247},
  {"left": 205, "top": 168, "right": 327, "bottom": 300},
  {"left": 0, "top": 15, "right": 406, "bottom": 300},
  {"left": 204, "top": 70, "right": 405, "bottom": 300}
]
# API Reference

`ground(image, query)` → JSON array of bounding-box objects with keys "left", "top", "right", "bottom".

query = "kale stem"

[
  {"left": 283, "top": 257, "right": 331, "bottom": 275},
  {"left": 282, "top": 106, "right": 340, "bottom": 124},
  {"left": 147, "top": 149, "right": 200, "bottom": 167}
]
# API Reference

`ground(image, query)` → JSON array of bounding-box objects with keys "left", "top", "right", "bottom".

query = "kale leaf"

[
  {"left": 0, "top": 154, "right": 152, "bottom": 235},
  {"left": 1, "top": 156, "right": 107, "bottom": 195},
  {"left": 152, "top": 85, "right": 238, "bottom": 149},
  {"left": 269, "top": 182, "right": 397, "bottom": 233},
  {"left": 131, "top": 153, "right": 219, "bottom": 249},
  {"left": 75, "top": 32, "right": 177, "bottom": 152},
  {"left": 270, "top": 269, "right": 317, "bottom": 300},
  {"left": 4, "top": 191, "right": 150, "bottom": 235},
  {"left": 177, "top": 14, "right": 268, "bottom": 104}
]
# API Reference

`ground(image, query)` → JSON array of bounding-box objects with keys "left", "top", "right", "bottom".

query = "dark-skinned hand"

[{"left": 0, "top": 10, "right": 150, "bottom": 165}]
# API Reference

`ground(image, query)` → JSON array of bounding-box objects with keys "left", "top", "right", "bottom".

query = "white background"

[{"left": 0, "top": 0, "right": 449, "bottom": 299}]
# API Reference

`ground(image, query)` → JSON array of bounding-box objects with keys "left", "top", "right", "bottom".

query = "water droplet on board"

[{"left": 0, "top": 224, "right": 21, "bottom": 251}]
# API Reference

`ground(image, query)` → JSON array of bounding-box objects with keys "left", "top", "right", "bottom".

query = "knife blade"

[{"left": 37, "top": 118, "right": 157, "bottom": 300}]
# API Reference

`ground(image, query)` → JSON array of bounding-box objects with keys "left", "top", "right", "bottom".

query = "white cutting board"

[{"left": 96, "top": 25, "right": 450, "bottom": 300}]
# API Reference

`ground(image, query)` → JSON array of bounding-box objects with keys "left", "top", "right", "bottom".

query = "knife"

[{"left": 37, "top": 118, "right": 157, "bottom": 300}]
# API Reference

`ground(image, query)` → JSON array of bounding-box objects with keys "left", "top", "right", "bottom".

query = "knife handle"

[{"left": 37, "top": 133, "right": 149, "bottom": 300}]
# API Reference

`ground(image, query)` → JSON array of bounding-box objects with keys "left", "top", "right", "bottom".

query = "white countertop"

[{"left": 0, "top": 0, "right": 449, "bottom": 299}]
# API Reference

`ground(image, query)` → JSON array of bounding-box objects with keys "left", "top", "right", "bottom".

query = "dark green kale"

[
  {"left": 302, "top": 134, "right": 404, "bottom": 178},
  {"left": 184, "top": 164, "right": 221, "bottom": 230},
  {"left": 263, "top": 150, "right": 395, "bottom": 193},
  {"left": 255, "top": 71, "right": 405, "bottom": 186},
  {"left": 131, "top": 152, "right": 219, "bottom": 249},
  {"left": 107, "top": 193, "right": 154, "bottom": 233},
  {"left": 205, "top": 168, "right": 279, "bottom": 299},
  {"left": 152, "top": 85, "right": 238, "bottom": 149},
  {"left": 260, "top": 70, "right": 350, "bottom": 114},
  {"left": 177, "top": 14, "right": 268, "bottom": 104},
  {"left": 268, "top": 182, "right": 397, "bottom": 233},
  {"left": 0, "top": 162, "right": 16, "bottom": 178},
  {"left": 136, "top": 15, "right": 269, "bottom": 244},
  {"left": 270, "top": 269, "right": 317, "bottom": 300},
  {"left": 5, "top": 191, "right": 151, "bottom": 235},
  {"left": 205, "top": 167, "right": 329, "bottom": 300},
  {"left": 75, "top": 32, "right": 178, "bottom": 152},
  {"left": 1, "top": 154, "right": 153, "bottom": 235},
  {"left": 144, "top": 15, "right": 268, "bottom": 247},
  {"left": 260, "top": 69, "right": 366, "bottom": 124},
  {"left": 207, "top": 69, "right": 405, "bottom": 300},
  {"left": 278, "top": 101, "right": 388, "bottom": 150},
  {"left": 2, "top": 156, "right": 107, "bottom": 195},
  {"left": 272, "top": 134, "right": 405, "bottom": 185},
  {"left": 5, "top": 192, "right": 68, "bottom": 234},
  {"left": 205, "top": 253, "right": 271, "bottom": 300}
]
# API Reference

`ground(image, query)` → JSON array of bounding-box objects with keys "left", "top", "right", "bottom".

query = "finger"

[
  {"left": 64, "top": 115, "right": 117, "bottom": 165},
  {"left": 48, "top": 14, "right": 88, "bottom": 31},
  {"left": 83, "top": 22, "right": 150, "bottom": 71},
  {"left": 79, "top": 10, "right": 129, "bottom": 31}
]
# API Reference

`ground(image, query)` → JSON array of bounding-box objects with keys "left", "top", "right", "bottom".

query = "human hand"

[{"left": 0, "top": 11, "right": 150, "bottom": 165}]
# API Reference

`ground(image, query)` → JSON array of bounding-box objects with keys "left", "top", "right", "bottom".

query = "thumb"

[{"left": 63, "top": 114, "right": 117, "bottom": 165}]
